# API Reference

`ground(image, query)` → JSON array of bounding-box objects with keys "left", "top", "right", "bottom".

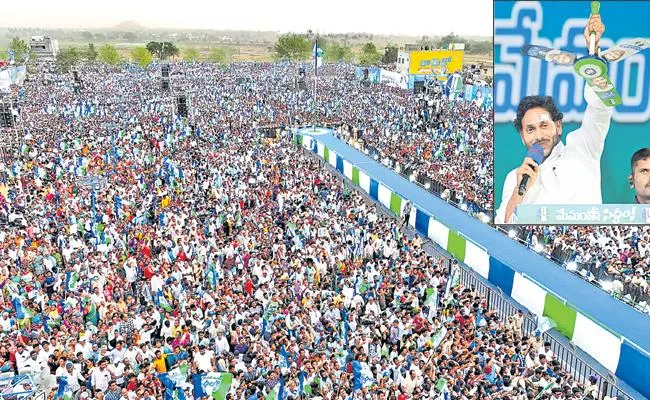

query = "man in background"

[{"left": 630, "top": 148, "right": 650, "bottom": 204}]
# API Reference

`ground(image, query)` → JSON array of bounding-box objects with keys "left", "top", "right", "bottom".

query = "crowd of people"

[
  {"left": 320, "top": 69, "right": 650, "bottom": 315},
  {"left": 520, "top": 226, "right": 650, "bottom": 313},
  {"left": 0, "top": 61, "right": 618, "bottom": 400},
  {"left": 334, "top": 81, "right": 493, "bottom": 215}
]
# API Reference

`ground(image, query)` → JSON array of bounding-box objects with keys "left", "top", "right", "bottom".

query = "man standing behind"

[
  {"left": 496, "top": 12, "right": 613, "bottom": 223},
  {"left": 630, "top": 148, "right": 650, "bottom": 204},
  {"left": 91, "top": 358, "right": 112, "bottom": 394}
]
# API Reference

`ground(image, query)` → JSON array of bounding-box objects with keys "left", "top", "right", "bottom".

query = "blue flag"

[
  {"left": 279, "top": 346, "right": 290, "bottom": 369},
  {"left": 158, "top": 373, "right": 186, "bottom": 400},
  {"left": 53, "top": 376, "right": 68, "bottom": 400},
  {"left": 191, "top": 372, "right": 233, "bottom": 400},
  {"left": 352, "top": 361, "right": 364, "bottom": 390},
  {"left": 475, "top": 309, "right": 487, "bottom": 328},
  {"left": 114, "top": 195, "right": 122, "bottom": 219},
  {"left": 12, "top": 298, "right": 25, "bottom": 319},
  {"left": 278, "top": 376, "right": 285, "bottom": 400}
]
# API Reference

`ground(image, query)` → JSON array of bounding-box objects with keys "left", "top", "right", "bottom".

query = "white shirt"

[
  {"left": 91, "top": 367, "right": 112, "bottom": 392},
  {"left": 108, "top": 362, "right": 126, "bottom": 384},
  {"left": 56, "top": 368, "right": 85, "bottom": 392},
  {"left": 495, "top": 85, "right": 613, "bottom": 223},
  {"left": 214, "top": 336, "right": 230, "bottom": 355},
  {"left": 195, "top": 350, "right": 214, "bottom": 372}
]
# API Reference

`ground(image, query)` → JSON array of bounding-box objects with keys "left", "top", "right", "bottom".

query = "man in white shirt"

[
  {"left": 214, "top": 330, "right": 230, "bottom": 355},
  {"left": 20, "top": 350, "right": 46, "bottom": 375},
  {"left": 364, "top": 297, "right": 381, "bottom": 318},
  {"left": 56, "top": 361, "right": 86, "bottom": 393},
  {"left": 108, "top": 341, "right": 127, "bottom": 364},
  {"left": 14, "top": 345, "right": 31, "bottom": 373},
  {"left": 108, "top": 359, "right": 126, "bottom": 386},
  {"left": 495, "top": 14, "right": 612, "bottom": 224},
  {"left": 0, "top": 312, "right": 13, "bottom": 333},
  {"left": 194, "top": 345, "right": 215, "bottom": 372},
  {"left": 91, "top": 359, "right": 112, "bottom": 393}
]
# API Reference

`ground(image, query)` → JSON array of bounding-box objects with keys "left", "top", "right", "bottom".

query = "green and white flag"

[
  {"left": 159, "top": 295, "right": 173, "bottom": 313},
  {"left": 434, "top": 377, "right": 449, "bottom": 396},
  {"left": 430, "top": 326, "right": 447, "bottom": 349},
  {"left": 535, "top": 382, "right": 555, "bottom": 399},
  {"left": 313, "top": 42, "right": 324, "bottom": 71},
  {"left": 424, "top": 287, "right": 438, "bottom": 320},
  {"left": 167, "top": 364, "right": 189, "bottom": 387},
  {"left": 192, "top": 372, "right": 233, "bottom": 400},
  {"left": 535, "top": 315, "right": 557, "bottom": 336}
]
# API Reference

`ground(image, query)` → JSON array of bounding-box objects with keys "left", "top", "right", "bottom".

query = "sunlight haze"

[{"left": 1, "top": 0, "right": 493, "bottom": 37}]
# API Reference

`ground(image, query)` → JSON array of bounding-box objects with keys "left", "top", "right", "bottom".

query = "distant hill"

[{"left": 112, "top": 20, "right": 146, "bottom": 31}]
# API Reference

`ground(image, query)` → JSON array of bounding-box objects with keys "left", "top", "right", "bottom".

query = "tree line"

[
  {"left": 273, "top": 33, "right": 490, "bottom": 65},
  {"left": 6, "top": 38, "right": 233, "bottom": 73},
  {"left": 273, "top": 33, "right": 391, "bottom": 65},
  {"left": 6, "top": 32, "right": 490, "bottom": 71}
]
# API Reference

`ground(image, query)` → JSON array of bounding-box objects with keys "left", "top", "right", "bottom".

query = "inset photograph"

[{"left": 494, "top": 0, "right": 650, "bottom": 224}]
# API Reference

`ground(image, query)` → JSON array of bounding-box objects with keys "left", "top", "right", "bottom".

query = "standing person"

[
  {"left": 401, "top": 201, "right": 412, "bottom": 229},
  {"left": 91, "top": 358, "right": 112, "bottom": 395},
  {"left": 495, "top": 12, "right": 613, "bottom": 224},
  {"left": 55, "top": 361, "right": 86, "bottom": 397}
]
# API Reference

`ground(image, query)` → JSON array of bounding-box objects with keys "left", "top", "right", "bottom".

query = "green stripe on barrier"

[
  {"left": 447, "top": 231, "right": 466, "bottom": 263},
  {"left": 390, "top": 193, "right": 402, "bottom": 216},
  {"left": 543, "top": 294, "right": 577, "bottom": 340},
  {"left": 324, "top": 147, "right": 329, "bottom": 162},
  {"left": 352, "top": 167, "right": 360, "bottom": 186}
]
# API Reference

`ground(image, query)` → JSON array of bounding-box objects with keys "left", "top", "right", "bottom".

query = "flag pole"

[{"left": 313, "top": 33, "right": 318, "bottom": 131}]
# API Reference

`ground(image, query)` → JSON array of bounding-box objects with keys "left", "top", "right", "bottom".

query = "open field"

[{"left": 1, "top": 39, "right": 493, "bottom": 68}]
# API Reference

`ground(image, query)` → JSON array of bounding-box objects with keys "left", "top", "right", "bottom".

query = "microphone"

[{"left": 518, "top": 144, "right": 545, "bottom": 196}]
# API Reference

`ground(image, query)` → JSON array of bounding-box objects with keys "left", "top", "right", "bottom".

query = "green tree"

[
  {"left": 8, "top": 37, "right": 31, "bottom": 64},
  {"left": 55, "top": 46, "right": 82, "bottom": 72},
  {"left": 274, "top": 33, "right": 310, "bottom": 61},
  {"left": 359, "top": 42, "right": 381, "bottom": 66},
  {"left": 419, "top": 35, "right": 436, "bottom": 49},
  {"left": 467, "top": 40, "right": 492, "bottom": 55},
  {"left": 382, "top": 45, "right": 398, "bottom": 64},
  {"left": 146, "top": 41, "right": 179, "bottom": 60},
  {"left": 182, "top": 47, "right": 201, "bottom": 62},
  {"left": 438, "top": 32, "right": 461, "bottom": 50},
  {"left": 86, "top": 43, "right": 98, "bottom": 61},
  {"left": 123, "top": 32, "right": 137, "bottom": 42},
  {"left": 81, "top": 31, "right": 94, "bottom": 41},
  {"left": 130, "top": 46, "right": 153, "bottom": 69},
  {"left": 325, "top": 43, "right": 352, "bottom": 63},
  {"left": 98, "top": 44, "right": 120, "bottom": 65},
  {"left": 208, "top": 47, "right": 231, "bottom": 64}
]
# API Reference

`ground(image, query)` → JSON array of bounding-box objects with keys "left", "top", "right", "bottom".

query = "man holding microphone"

[{"left": 495, "top": 11, "right": 614, "bottom": 224}]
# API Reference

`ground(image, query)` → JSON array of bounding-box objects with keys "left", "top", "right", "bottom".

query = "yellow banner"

[{"left": 409, "top": 50, "right": 464, "bottom": 75}]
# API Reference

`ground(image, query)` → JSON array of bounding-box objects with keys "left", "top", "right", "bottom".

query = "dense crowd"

[
  {"left": 335, "top": 83, "right": 493, "bottom": 214},
  {"left": 320, "top": 67, "right": 650, "bottom": 315},
  {"left": 0, "top": 61, "right": 619, "bottom": 400},
  {"left": 521, "top": 226, "right": 650, "bottom": 313}
]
